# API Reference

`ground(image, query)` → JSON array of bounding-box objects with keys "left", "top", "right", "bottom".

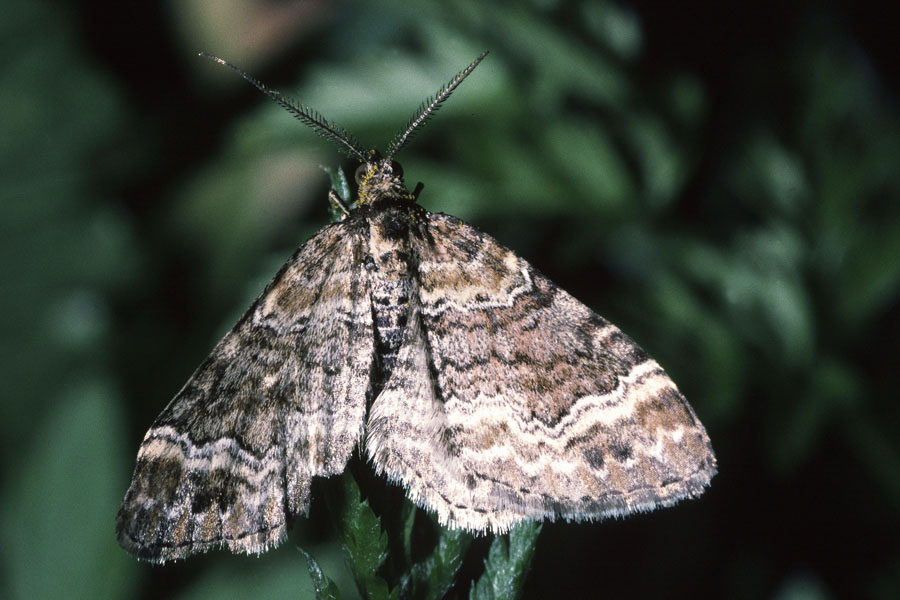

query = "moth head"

[
  {"left": 200, "top": 51, "right": 488, "bottom": 207},
  {"left": 353, "top": 152, "right": 409, "bottom": 205}
]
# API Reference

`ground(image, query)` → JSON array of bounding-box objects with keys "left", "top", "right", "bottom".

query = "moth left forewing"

[
  {"left": 368, "top": 212, "right": 716, "bottom": 533},
  {"left": 364, "top": 292, "right": 527, "bottom": 531}
]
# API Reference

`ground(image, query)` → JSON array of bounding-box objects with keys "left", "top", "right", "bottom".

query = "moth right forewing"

[
  {"left": 116, "top": 220, "right": 375, "bottom": 562},
  {"left": 272, "top": 218, "right": 376, "bottom": 512}
]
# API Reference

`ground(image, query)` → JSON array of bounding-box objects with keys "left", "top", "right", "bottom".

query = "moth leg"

[
  {"left": 329, "top": 189, "right": 351, "bottom": 217},
  {"left": 411, "top": 182, "right": 424, "bottom": 201}
]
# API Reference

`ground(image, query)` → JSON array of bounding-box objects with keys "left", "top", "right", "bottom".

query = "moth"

[{"left": 117, "top": 51, "right": 716, "bottom": 563}]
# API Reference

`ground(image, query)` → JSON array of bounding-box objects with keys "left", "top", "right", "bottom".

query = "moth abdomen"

[{"left": 366, "top": 206, "right": 418, "bottom": 387}]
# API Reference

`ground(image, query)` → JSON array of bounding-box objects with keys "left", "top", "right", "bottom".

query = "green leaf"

[
  {"left": 2, "top": 377, "right": 138, "bottom": 600},
  {"left": 299, "top": 547, "right": 343, "bottom": 600},
  {"left": 398, "top": 525, "right": 473, "bottom": 600},
  {"left": 321, "top": 164, "right": 353, "bottom": 222},
  {"left": 339, "top": 472, "right": 393, "bottom": 600},
  {"left": 470, "top": 522, "right": 542, "bottom": 600},
  {"left": 399, "top": 498, "right": 418, "bottom": 567}
]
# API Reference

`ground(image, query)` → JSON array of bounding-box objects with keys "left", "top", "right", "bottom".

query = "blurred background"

[{"left": 2, "top": 0, "right": 898, "bottom": 598}]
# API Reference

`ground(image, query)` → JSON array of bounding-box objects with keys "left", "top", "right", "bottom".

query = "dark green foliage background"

[{"left": 2, "top": 0, "right": 898, "bottom": 598}]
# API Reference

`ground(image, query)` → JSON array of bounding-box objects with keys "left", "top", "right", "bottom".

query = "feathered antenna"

[
  {"left": 386, "top": 51, "right": 488, "bottom": 161},
  {"left": 200, "top": 53, "right": 368, "bottom": 162}
]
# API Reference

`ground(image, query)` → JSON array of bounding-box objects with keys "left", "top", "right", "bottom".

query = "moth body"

[{"left": 116, "top": 52, "right": 716, "bottom": 563}]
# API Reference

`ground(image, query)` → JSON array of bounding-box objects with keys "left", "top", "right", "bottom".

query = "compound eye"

[
  {"left": 390, "top": 160, "right": 403, "bottom": 178},
  {"left": 354, "top": 163, "right": 368, "bottom": 184}
]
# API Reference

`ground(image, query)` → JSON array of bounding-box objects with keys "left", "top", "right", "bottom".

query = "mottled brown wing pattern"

[
  {"left": 366, "top": 212, "right": 716, "bottom": 533},
  {"left": 117, "top": 221, "right": 374, "bottom": 562}
]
